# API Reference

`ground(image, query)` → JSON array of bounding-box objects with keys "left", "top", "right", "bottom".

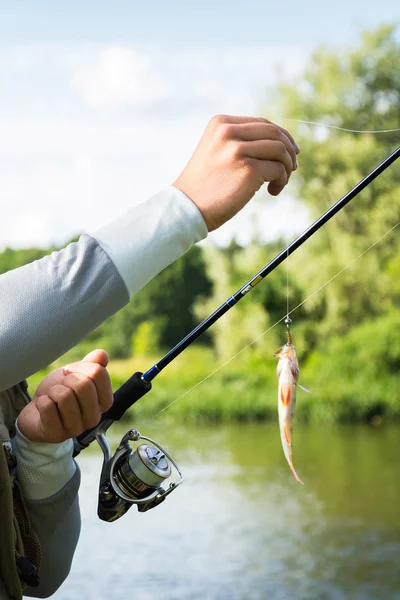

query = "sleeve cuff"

[
  {"left": 12, "top": 422, "right": 76, "bottom": 501},
  {"left": 92, "top": 185, "right": 208, "bottom": 298}
]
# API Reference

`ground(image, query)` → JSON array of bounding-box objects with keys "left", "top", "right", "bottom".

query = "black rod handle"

[
  {"left": 74, "top": 372, "right": 152, "bottom": 452},
  {"left": 102, "top": 372, "right": 152, "bottom": 421}
]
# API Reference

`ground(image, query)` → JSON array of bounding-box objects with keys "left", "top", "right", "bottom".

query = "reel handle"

[{"left": 74, "top": 372, "right": 152, "bottom": 454}]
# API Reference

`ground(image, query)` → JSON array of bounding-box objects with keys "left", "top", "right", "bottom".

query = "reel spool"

[{"left": 96, "top": 427, "right": 183, "bottom": 522}]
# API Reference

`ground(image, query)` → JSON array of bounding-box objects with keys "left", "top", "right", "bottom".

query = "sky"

[{"left": 1, "top": 1, "right": 399, "bottom": 250}]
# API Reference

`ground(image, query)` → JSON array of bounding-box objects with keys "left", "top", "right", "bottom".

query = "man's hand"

[
  {"left": 173, "top": 115, "right": 300, "bottom": 232},
  {"left": 18, "top": 349, "right": 113, "bottom": 443}
]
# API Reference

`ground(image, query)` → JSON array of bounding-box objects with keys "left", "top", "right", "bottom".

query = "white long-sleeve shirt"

[
  {"left": 8, "top": 185, "right": 207, "bottom": 501},
  {"left": 0, "top": 186, "right": 207, "bottom": 598}
]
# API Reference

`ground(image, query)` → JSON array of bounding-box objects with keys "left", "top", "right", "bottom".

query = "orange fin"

[
  {"left": 283, "top": 425, "right": 291, "bottom": 445},
  {"left": 280, "top": 386, "right": 291, "bottom": 407}
]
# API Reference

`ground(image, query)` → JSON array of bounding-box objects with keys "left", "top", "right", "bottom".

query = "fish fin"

[
  {"left": 282, "top": 427, "right": 303, "bottom": 484},
  {"left": 298, "top": 384, "right": 311, "bottom": 393},
  {"left": 283, "top": 425, "right": 291, "bottom": 445},
  {"left": 280, "top": 385, "right": 292, "bottom": 407},
  {"left": 290, "top": 464, "right": 304, "bottom": 485}
]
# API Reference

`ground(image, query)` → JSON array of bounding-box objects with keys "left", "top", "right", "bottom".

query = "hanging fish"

[{"left": 274, "top": 324, "right": 304, "bottom": 484}]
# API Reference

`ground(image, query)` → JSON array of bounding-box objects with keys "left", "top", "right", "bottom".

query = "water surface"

[{"left": 52, "top": 423, "right": 400, "bottom": 600}]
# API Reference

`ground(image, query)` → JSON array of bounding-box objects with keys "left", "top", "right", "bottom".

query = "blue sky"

[
  {"left": 1, "top": 0, "right": 397, "bottom": 46},
  {"left": 1, "top": 1, "right": 399, "bottom": 249}
]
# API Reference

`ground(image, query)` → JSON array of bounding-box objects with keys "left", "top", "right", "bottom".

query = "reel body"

[{"left": 96, "top": 426, "right": 183, "bottom": 522}]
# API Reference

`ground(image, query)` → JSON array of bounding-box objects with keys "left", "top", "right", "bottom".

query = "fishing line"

[
  {"left": 286, "top": 241, "right": 290, "bottom": 320},
  {"left": 156, "top": 219, "right": 400, "bottom": 415},
  {"left": 275, "top": 118, "right": 400, "bottom": 134}
]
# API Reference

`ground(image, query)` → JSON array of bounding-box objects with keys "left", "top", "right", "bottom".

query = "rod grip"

[
  {"left": 75, "top": 372, "right": 152, "bottom": 450},
  {"left": 103, "top": 371, "right": 152, "bottom": 421}
]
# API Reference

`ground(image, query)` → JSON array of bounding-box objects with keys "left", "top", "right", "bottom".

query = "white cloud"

[
  {"left": 72, "top": 46, "right": 172, "bottom": 111},
  {"left": 68, "top": 43, "right": 309, "bottom": 116}
]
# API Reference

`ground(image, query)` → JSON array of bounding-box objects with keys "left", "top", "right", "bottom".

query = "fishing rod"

[{"left": 74, "top": 145, "right": 400, "bottom": 523}]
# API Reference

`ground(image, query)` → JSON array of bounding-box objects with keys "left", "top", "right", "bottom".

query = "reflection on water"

[{"left": 52, "top": 423, "right": 400, "bottom": 600}]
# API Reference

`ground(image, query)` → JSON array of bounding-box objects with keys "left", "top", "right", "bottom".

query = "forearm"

[{"left": 0, "top": 186, "right": 207, "bottom": 392}]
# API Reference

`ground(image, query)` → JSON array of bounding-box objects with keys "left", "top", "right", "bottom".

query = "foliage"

[
  {"left": 301, "top": 311, "right": 400, "bottom": 423},
  {"left": 131, "top": 320, "right": 163, "bottom": 356},
  {"left": 265, "top": 24, "right": 400, "bottom": 346}
]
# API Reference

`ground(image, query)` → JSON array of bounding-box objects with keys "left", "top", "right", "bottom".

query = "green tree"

[
  {"left": 195, "top": 239, "right": 311, "bottom": 361},
  {"left": 266, "top": 24, "right": 400, "bottom": 340}
]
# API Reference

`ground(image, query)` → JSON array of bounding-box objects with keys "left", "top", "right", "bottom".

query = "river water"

[{"left": 52, "top": 422, "right": 400, "bottom": 600}]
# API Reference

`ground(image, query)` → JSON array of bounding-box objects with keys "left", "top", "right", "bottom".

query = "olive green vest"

[{"left": 0, "top": 382, "right": 41, "bottom": 600}]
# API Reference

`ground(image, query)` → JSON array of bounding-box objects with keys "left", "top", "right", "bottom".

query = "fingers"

[
  {"left": 214, "top": 115, "right": 299, "bottom": 189},
  {"left": 43, "top": 385, "right": 85, "bottom": 437},
  {"left": 18, "top": 396, "right": 65, "bottom": 443},
  {"left": 18, "top": 349, "right": 114, "bottom": 443},
  {"left": 233, "top": 122, "right": 298, "bottom": 171},
  {"left": 61, "top": 373, "right": 102, "bottom": 429},
  {"left": 63, "top": 359, "right": 113, "bottom": 413},
  {"left": 212, "top": 115, "right": 299, "bottom": 166},
  {"left": 243, "top": 140, "right": 294, "bottom": 180},
  {"left": 256, "top": 117, "right": 300, "bottom": 154},
  {"left": 82, "top": 348, "right": 109, "bottom": 368},
  {"left": 36, "top": 362, "right": 113, "bottom": 438},
  {"left": 210, "top": 114, "right": 271, "bottom": 125},
  {"left": 268, "top": 179, "right": 287, "bottom": 197},
  {"left": 209, "top": 113, "right": 300, "bottom": 154},
  {"left": 275, "top": 125, "right": 300, "bottom": 155},
  {"left": 249, "top": 158, "right": 289, "bottom": 195},
  {"left": 45, "top": 351, "right": 113, "bottom": 438}
]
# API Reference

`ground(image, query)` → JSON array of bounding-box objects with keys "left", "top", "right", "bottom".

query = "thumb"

[{"left": 82, "top": 348, "right": 109, "bottom": 368}]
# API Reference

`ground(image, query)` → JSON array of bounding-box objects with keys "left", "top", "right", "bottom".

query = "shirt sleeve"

[
  {"left": 12, "top": 423, "right": 76, "bottom": 501},
  {"left": 0, "top": 186, "right": 207, "bottom": 394},
  {"left": 23, "top": 469, "right": 81, "bottom": 598},
  {"left": 94, "top": 185, "right": 208, "bottom": 298}
]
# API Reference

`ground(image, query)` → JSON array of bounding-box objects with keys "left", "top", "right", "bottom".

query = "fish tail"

[
  {"left": 281, "top": 422, "right": 304, "bottom": 485},
  {"left": 289, "top": 462, "right": 304, "bottom": 485}
]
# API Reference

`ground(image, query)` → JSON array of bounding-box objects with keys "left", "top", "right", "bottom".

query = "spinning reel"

[
  {"left": 96, "top": 425, "right": 183, "bottom": 522},
  {"left": 74, "top": 372, "right": 183, "bottom": 522}
]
